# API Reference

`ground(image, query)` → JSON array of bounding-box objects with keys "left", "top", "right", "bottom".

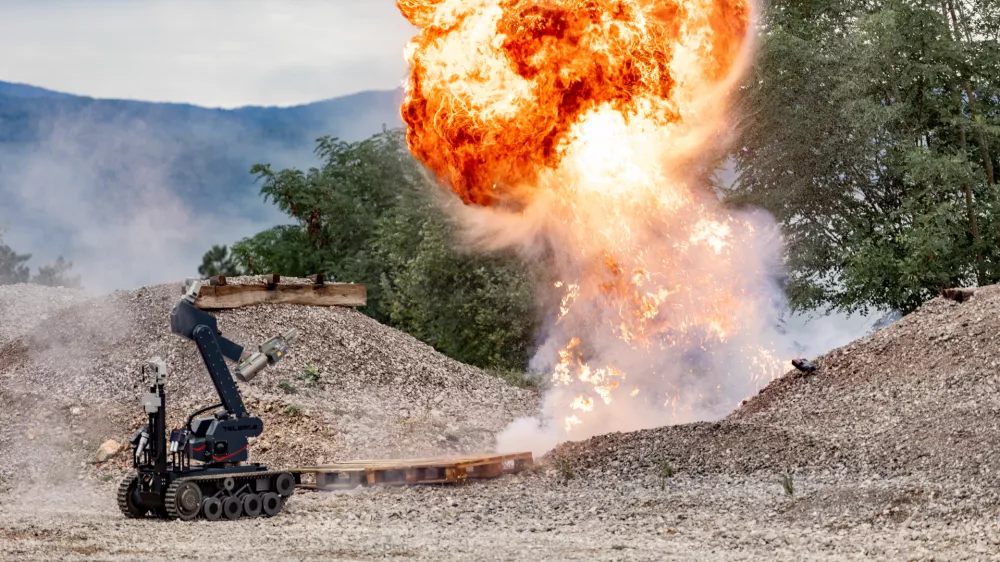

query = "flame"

[
  {"left": 400, "top": 0, "right": 751, "bottom": 207},
  {"left": 571, "top": 395, "right": 595, "bottom": 412},
  {"left": 399, "top": 0, "right": 786, "bottom": 442}
]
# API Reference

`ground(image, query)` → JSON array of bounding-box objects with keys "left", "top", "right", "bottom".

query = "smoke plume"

[{"left": 396, "top": 0, "right": 810, "bottom": 454}]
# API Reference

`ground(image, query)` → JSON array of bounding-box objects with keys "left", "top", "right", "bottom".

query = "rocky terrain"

[
  {"left": 3, "top": 279, "right": 1000, "bottom": 560},
  {"left": 0, "top": 278, "right": 537, "bottom": 484}
]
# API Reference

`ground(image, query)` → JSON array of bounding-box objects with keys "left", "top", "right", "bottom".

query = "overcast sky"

[{"left": 0, "top": 0, "right": 415, "bottom": 108}]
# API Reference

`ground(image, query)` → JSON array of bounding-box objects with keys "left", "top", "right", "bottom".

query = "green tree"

[
  {"left": 375, "top": 184, "right": 539, "bottom": 370},
  {"left": 0, "top": 228, "right": 82, "bottom": 288},
  {"left": 0, "top": 243, "right": 31, "bottom": 285},
  {"left": 236, "top": 129, "right": 420, "bottom": 321},
  {"left": 224, "top": 129, "right": 540, "bottom": 370},
  {"left": 730, "top": 0, "right": 1000, "bottom": 315},
  {"left": 198, "top": 244, "right": 243, "bottom": 277},
  {"left": 231, "top": 226, "right": 320, "bottom": 278},
  {"left": 31, "top": 256, "right": 81, "bottom": 288}
]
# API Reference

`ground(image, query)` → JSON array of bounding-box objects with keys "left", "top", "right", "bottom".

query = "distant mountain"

[
  {"left": 0, "top": 81, "right": 75, "bottom": 99},
  {"left": 0, "top": 81, "right": 404, "bottom": 291}
]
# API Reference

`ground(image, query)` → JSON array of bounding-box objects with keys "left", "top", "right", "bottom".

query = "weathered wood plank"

[
  {"left": 942, "top": 287, "right": 976, "bottom": 303},
  {"left": 289, "top": 452, "right": 533, "bottom": 490},
  {"left": 194, "top": 283, "right": 366, "bottom": 309},
  {"left": 468, "top": 463, "right": 503, "bottom": 479}
]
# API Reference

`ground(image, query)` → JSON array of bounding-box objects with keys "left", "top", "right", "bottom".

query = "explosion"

[{"left": 398, "top": 0, "right": 789, "bottom": 452}]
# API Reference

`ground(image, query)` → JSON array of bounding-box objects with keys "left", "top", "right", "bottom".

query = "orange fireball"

[
  {"left": 399, "top": 0, "right": 751, "bottom": 207},
  {"left": 398, "top": 0, "right": 785, "bottom": 444}
]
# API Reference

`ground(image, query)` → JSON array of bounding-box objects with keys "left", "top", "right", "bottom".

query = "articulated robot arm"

[{"left": 170, "top": 281, "right": 297, "bottom": 418}]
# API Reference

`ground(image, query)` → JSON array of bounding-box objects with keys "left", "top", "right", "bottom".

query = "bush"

[{"left": 300, "top": 365, "right": 321, "bottom": 387}]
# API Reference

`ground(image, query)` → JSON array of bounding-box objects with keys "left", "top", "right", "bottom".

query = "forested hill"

[{"left": 0, "top": 81, "right": 403, "bottom": 290}]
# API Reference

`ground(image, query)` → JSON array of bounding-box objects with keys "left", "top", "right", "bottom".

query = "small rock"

[{"left": 96, "top": 440, "right": 122, "bottom": 462}]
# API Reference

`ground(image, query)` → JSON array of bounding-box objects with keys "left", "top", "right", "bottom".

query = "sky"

[{"left": 0, "top": 0, "right": 415, "bottom": 108}]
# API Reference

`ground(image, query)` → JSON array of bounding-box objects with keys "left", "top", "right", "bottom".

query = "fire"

[
  {"left": 398, "top": 0, "right": 787, "bottom": 443},
  {"left": 399, "top": 0, "right": 751, "bottom": 207},
  {"left": 571, "top": 395, "right": 595, "bottom": 412}
]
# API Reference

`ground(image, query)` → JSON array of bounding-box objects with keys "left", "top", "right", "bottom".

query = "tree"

[
  {"left": 198, "top": 244, "right": 243, "bottom": 277},
  {"left": 221, "top": 129, "right": 541, "bottom": 370},
  {"left": 236, "top": 130, "right": 421, "bottom": 321},
  {"left": 0, "top": 243, "right": 31, "bottom": 285},
  {"left": 375, "top": 182, "right": 539, "bottom": 370},
  {"left": 730, "top": 0, "right": 1000, "bottom": 315},
  {"left": 31, "top": 256, "right": 82, "bottom": 288},
  {"left": 231, "top": 227, "right": 319, "bottom": 278},
  {"left": 0, "top": 228, "right": 82, "bottom": 288}
]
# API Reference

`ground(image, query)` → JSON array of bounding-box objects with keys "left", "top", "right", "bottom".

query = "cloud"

[{"left": 0, "top": 0, "right": 415, "bottom": 108}]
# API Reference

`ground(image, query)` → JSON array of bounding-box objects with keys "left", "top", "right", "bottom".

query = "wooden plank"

[
  {"left": 454, "top": 453, "right": 532, "bottom": 469},
  {"left": 318, "top": 452, "right": 533, "bottom": 470},
  {"left": 445, "top": 466, "right": 467, "bottom": 483},
  {"left": 309, "top": 274, "right": 325, "bottom": 286},
  {"left": 943, "top": 287, "right": 976, "bottom": 303},
  {"left": 468, "top": 463, "right": 503, "bottom": 479},
  {"left": 289, "top": 452, "right": 532, "bottom": 490},
  {"left": 194, "top": 283, "right": 366, "bottom": 309}
]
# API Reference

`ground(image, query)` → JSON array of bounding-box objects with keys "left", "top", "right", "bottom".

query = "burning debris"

[
  {"left": 397, "top": 0, "right": 790, "bottom": 449},
  {"left": 791, "top": 358, "right": 817, "bottom": 374}
]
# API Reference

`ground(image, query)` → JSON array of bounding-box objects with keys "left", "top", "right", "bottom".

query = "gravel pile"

[
  {"left": 0, "top": 284, "right": 92, "bottom": 346},
  {"left": 552, "top": 285, "right": 1000, "bottom": 488},
  {"left": 0, "top": 278, "right": 537, "bottom": 484},
  {"left": 5, "top": 280, "right": 1000, "bottom": 560}
]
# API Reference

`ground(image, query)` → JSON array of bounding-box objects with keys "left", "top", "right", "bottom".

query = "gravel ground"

[
  {"left": 2, "top": 473, "right": 998, "bottom": 561},
  {"left": 3, "top": 280, "right": 1000, "bottom": 560},
  {"left": 0, "top": 284, "right": 91, "bottom": 346}
]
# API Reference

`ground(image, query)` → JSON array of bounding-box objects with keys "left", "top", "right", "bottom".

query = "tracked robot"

[{"left": 118, "top": 281, "right": 300, "bottom": 521}]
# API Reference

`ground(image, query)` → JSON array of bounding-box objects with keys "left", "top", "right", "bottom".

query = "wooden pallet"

[
  {"left": 289, "top": 452, "right": 533, "bottom": 490},
  {"left": 193, "top": 274, "right": 366, "bottom": 309}
]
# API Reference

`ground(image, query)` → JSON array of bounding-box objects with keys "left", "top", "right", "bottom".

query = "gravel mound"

[
  {"left": 553, "top": 285, "right": 1000, "bottom": 487},
  {"left": 0, "top": 284, "right": 91, "bottom": 346},
  {"left": 5, "top": 280, "right": 1000, "bottom": 559},
  {"left": 0, "top": 278, "right": 537, "bottom": 486}
]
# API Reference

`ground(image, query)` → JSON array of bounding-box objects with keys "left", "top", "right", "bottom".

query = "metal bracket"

[{"left": 142, "top": 392, "right": 162, "bottom": 414}]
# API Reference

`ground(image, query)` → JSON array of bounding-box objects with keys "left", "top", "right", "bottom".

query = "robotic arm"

[
  {"left": 170, "top": 281, "right": 297, "bottom": 418},
  {"left": 235, "top": 331, "right": 296, "bottom": 382}
]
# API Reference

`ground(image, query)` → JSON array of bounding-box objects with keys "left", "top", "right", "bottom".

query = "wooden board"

[
  {"left": 942, "top": 287, "right": 976, "bottom": 303},
  {"left": 289, "top": 452, "right": 533, "bottom": 491},
  {"left": 194, "top": 283, "right": 367, "bottom": 309}
]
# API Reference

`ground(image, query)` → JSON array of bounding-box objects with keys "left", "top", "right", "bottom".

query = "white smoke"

[{"left": 455, "top": 189, "right": 794, "bottom": 457}]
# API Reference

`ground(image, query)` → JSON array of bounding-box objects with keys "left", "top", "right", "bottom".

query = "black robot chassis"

[{"left": 118, "top": 280, "right": 300, "bottom": 521}]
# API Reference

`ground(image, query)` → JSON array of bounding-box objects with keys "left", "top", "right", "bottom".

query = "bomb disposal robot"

[{"left": 118, "top": 280, "right": 300, "bottom": 521}]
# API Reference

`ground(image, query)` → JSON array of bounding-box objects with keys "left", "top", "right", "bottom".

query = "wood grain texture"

[{"left": 194, "top": 283, "right": 366, "bottom": 309}]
